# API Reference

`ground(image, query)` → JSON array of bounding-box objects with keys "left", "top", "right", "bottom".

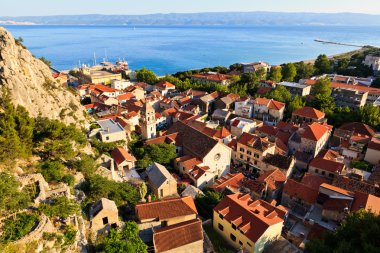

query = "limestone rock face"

[{"left": 0, "top": 27, "right": 87, "bottom": 125}]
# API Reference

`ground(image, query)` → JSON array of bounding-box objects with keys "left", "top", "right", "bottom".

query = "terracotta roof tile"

[
  {"left": 214, "top": 193, "right": 287, "bottom": 243},
  {"left": 301, "top": 122, "right": 329, "bottom": 141},
  {"left": 135, "top": 196, "right": 197, "bottom": 221},
  {"left": 211, "top": 173, "right": 245, "bottom": 192},
  {"left": 283, "top": 179, "right": 319, "bottom": 204},
  {"left": 304, "top": 79, "right": 380, "bottom": 96},
  {"left": 111, "top": 147, "right": 136, "bottom": 165},
  {"left": 309, "top": 157, "right": 345, "bottom": 173},
  {"left": 292, "top": 107, "right": 325, "bottom": 120},
  {"left": 351, "top": 191, "right": 380, "bottom": 214},
  {"left": 153, "top": 219, "right": 203, "bottom": 252}
]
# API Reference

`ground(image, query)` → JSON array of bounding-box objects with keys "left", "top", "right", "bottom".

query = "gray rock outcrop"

[{"left": 0, "top": 27, "right": 87, "bottom": 125}]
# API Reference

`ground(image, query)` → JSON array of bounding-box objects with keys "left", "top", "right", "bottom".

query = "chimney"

[{"left": 147, "top": 195, "right": 152, "bottom": 203}]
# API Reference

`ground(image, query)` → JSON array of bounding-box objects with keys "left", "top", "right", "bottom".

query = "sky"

[{"left": 1, "top": 0, "right": 380, "bottom": 16}]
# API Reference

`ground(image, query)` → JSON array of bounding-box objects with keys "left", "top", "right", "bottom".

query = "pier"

[{"left": 314, "top": 39, "right": 364, "bottom": 48}]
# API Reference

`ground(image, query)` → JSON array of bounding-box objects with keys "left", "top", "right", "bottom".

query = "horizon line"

[{"left": 2, "top": 11, "right": 380, "bottom": 18}]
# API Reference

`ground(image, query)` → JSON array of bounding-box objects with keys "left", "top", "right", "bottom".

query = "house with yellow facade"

[{"left": 213, "top": 193, "right": 288, "bottom": 253}]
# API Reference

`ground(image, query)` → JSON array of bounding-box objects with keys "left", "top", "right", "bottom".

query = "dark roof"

[
  {"left": 165, "top": 121, "right": 220, "bottom": 159},
  {"left": 262, "top": 154, "right": 293, "bottom": 170},
  {"left": 154, "top": 219, "right": 203, "bottom": 252},
  {"left": 338, "top": 122, "right": 375, "bottom": 137}
]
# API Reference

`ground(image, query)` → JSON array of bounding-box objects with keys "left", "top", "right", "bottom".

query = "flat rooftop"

[
  {"left": 279, "top": 82, "right": 308, "bottom": 89},
  {"left": 97, "top": 119, "right": 125, "bottom": 133}
]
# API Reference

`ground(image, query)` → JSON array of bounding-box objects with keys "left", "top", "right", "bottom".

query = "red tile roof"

[
  {"left": 320, "top": 183, "right": 355, "bottom": 197},
  {"left": 135, "top": 196, "right": 197, "bottom": 221},
  {"left": 292, "top": 107, "right": 325, "bottom": 120},
  {"left": 309, "top": 157, "right": 345, "bottom": 174},
  {"left": 338, "top": 122, "right": 375, "bottom": 137},
  {"left": 117, "top": 92, "right": 135, "bottom": 101},
  {"left": 256, "top": 125, "right": 278, "bottom": 136},
  {"left": 153, "top": 219, "right": 203, "bottom": 252},
  {"left": 155, "top": 80, "right": 175, "bottom": 89},
  {"left": 255, "top": 98, "right": 285, "bottom": 110},
  {"left": 214, "top": 193, "right": 287, "bottom": 243},
  {"left": 93, "top": 84, "right": 116, "bottom": 93},
  {"left": 256, "top": 169, "right": 286, "bottom": 191},
  {"left": 351, "top": 192, "right": 380, "bottom": 214},
  {"left": 301, "top": 173, "right": 332, "bottom": 190},
  {"left": 211, "top": 173, "right": 245, "bottom": 192},
  {"left": 111, "top": 147, "right": 136, "bottom": 165},
  {"left": 368, "top": 138, "right": 380, "bottom": 151},
  {"left": 192, "top": 72, "right": 232, "bottom": 82},
  {"left": 304, "top": 79, "right": 380, "bottom": 96},
  {"left": 301, "top": 122, "right": 329, "bottom": 141},
  {"left": 256, "top": 87, "right": 273, "bottom": 95},
  {"left": 283, "top": 179, "right": 319, "bottom": 204}
]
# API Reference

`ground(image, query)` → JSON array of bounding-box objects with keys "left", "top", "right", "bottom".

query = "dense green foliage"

[
  {"left": 39, "top": 196, "right": 80, "bottom": 218},
  {"left": 314, "top": 54, "right": 332, "bottom": 74},
  {"left": 311, "top": 78, "right": 332, "bottom": 97},
  {"left": 136, "top": 143, "right": 177, "bottom": 168},
  {"left": 350, "top": 160, "right": 372, "bottom": 172},
  {"left": 0, "top": 213, "right": 39, "bottom": 243},
  {"left": 195, "top": 188, "right": 224, "bottom": 218},
  {"left": 97, "top": 221, "right": 147, "bottom": 253},
  {"left": 63, "top": 225, "right": 77, "bottom": 247},
  {"left": 265, "top": 85, "right": 292, "bottom": 103},
  {"left": 371, "top": 78, "right": 380, "bottom": 88},
  {"left": 281, "top": 63, "right": 297, "bottom": 82},
  {"left": 70, "top": 154, "right": 97, "bottom": 177},
  {"left": 0, "top": 173, "right": 31, "bottom": 214},
  {"left": 305, "top": 210, "right": 380, "bottom": 253},
  {"left": 129, "top": 138, "right": 177, "bottom": 168},
  {"left": 90, "top": 138, "right": 123, "bottom": 156},
  {"left": 81, "top": 176, "right": 140, "bottom": 207},
  {"left": 268, "top": 66, "right": 282, "bottom": 82},
  {"left": 136, "top": 68, "right": 158, "bottom": 85}
]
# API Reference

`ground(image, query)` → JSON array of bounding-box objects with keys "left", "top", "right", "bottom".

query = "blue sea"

[{"left": 3, "top": 25, "right": 380, "bottom": 75}]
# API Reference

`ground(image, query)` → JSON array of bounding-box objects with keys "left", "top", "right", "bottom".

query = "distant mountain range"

[{"left": 1, "top": 12, "right": 380, "bottom": 26}]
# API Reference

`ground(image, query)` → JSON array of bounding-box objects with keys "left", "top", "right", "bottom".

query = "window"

[
  {"left": 247, "top": 242, "right": 252, "bottom": 247},
  {"left": 232, "top": 223, "right": 237, "bottom": 230},
  {"left": 254, "top": 153, "right": 259, "bottom": 158},
  {"left": 239, "top": 241, "right": 243, "bottom": 246},
  {"left": 102, "top": 217, "right": 109, "bottom": 225},
  {"left": 160, "top": 189, "right": 164, "bottom": 197},
  {"left": 240, "top": 148, "right": 245, "bottom": 152},
  {"left": 322, "top": 171, "right": 326, "bottom": 176},
  {"left": 219, "top": 214, "right": 224, "bottom": 220},
  {"left": 254, "top": 161, "right": 257, "bottom": 165},
  {"left": 247, "top": 150, "right": 252, "bottom": 155},
  {"left": 106, "top": 136, "right": 110, "bottom": 141},
  {"left": 315, "top": 169, "right": 319, "bottom": 173},
  {"left": 329, "top": 173, "right": 334, "bottom": 178},
  {"left": 230, "top": 233, "right": 236, "bottom": 242},
  {"left": 218, "top": 223, "right": 224, "bottom": 231},
  {"left": 240, "top": 154, "right": 243, "bottom": 159},
  {"left": 247, "top": 158, "right": 250, "bottom": 162}
]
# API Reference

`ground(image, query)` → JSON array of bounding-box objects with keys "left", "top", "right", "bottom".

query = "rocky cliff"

[{"left": 0, "top": 27, "right": 87, "bottom": 125}]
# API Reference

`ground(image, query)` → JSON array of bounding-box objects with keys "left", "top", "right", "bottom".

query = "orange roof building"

[
  {"left": 213, "top": 193, "right": 287, "bottom": 252},
  {"left": 291, "top": 107, "right": 325, "bottom": 124}
]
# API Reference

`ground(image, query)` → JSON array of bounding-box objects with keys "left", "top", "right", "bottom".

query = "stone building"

[
  {"left": 89, "top": 198, "right": 119, "bottom": 233},
  {"left": 146, "top": 163, "right": 178, "bottom": 199}
]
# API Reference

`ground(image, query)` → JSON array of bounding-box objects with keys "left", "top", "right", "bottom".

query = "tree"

[
  {"left": 314, "top": 54, "right": 332, "bottom": 74},
  {"left": 39, "top": 196, "right": 80, "bottom": 219},
  {"left": 288, "top": 95, "right": 306, "bottom": 115},
  {"left": 281, "top": 63, "right": 297, "bottom": 82},
  {"left": 329, "top": 106, "right": 360, "bottom": 128},
  {"left": 39, "top": 57, "right": 52, "bottom": 67},
  {"left": 81, "top": 176, "right": 140, "bottom": 207},
  {"left": 305, "top": 210, "right": 380, "bottom": 253},
  {"left": 359, "top": 104, "right": 380, "bottom": 130},
  {"left": 0, "top": 173, "right": 31, "bottom": 214},
  {"left": 311, "top": 94, "right": 336, "bottom": 116},
  {"left": 255, "top": 67, "right": 267, "bottom": 80},
  {"left": 39, "top": 160, "right": 65, "bottom": 183},
  {"left": 99, "top": 221, "right": 147, "bottom": 253},
  {"left": 371, "top": 78, "right": 380, "bottom": 88},
  {"left": 312, "top": 77, "right": 332, "bottom": 97},
  {"left": 266, "top": 85, "right": 292, "bottom": 103},
  {"left": 137, "top": 143, "right": 177, "bottom": 168},
  {"left": 195, "top": 188, "right": 223, "bottom": 218},
  {"left": 70, "top": 154, "right": 97, "bottom": 177},
  {"left": 294, "top": 61, "right": 315, "bottom": 81},
  {"left": 0, "top": 213, "right": 39, "bottom": 243},
  {"left": 136, "top": 68, "right": 158, "bottom": 85},
  {"left": 268, "top": 66, "right": 282, "bottom": 82}
]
